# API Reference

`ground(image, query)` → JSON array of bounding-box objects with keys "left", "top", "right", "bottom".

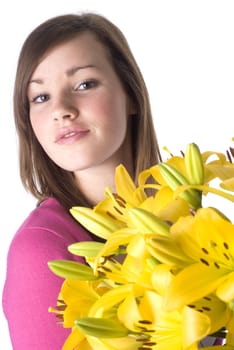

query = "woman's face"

[{"left": 28, "top": 32, "right": 134, "bottom": 177}]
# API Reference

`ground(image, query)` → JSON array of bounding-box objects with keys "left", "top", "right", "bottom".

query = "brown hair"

[{"left": 14, "top": 12, "right": 161, "bottom": 209}]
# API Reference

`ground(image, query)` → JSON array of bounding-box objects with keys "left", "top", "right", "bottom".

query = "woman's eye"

[
  {"left": 76, "top": 80, "right": 98, "bottom": 91},
  {"left": 32, "top": 94, "right": 49, "bottom": 104}
]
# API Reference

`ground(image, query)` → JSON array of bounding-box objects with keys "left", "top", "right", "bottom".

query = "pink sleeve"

[{"left": 3, "top": 226, "right": 83, "bottom": 350}]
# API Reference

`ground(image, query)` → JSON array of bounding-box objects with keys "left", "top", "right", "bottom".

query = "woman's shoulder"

[
  {"left": 2, "top": 198, "right": 91, "bottom": 345},
  {"left": 13, "top": 197, "right": 92, "bottom": 245},
  {"left": 24, "top": 196, "right": 74, "bottom": 226}
]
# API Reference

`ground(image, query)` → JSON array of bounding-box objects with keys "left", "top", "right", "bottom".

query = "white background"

[{"left": 1, "top": 1, "right": 234, "bottom": 348}]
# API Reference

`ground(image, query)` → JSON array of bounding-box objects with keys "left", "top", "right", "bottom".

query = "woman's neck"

[
  {"left": 75, "top": 166, "right": 116, "bottom": 206},
  {"left": 74, "top": 161, "right": 134, "bottom": 207}
]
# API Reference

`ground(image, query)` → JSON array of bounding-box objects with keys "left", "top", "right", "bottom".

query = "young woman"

[{"left": 2, "top": 13, "right": 161, "bottom": 349}]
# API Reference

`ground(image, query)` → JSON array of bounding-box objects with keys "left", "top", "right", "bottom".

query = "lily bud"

[
  {"left": 75, "top": 317, "right": 129, "bottom": 338},
  {"left": 48, "top": 260, "right": 98, "bottom": 280}
]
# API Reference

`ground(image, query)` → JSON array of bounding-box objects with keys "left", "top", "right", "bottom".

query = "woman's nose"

[{"left": 52, "top": 97, "right": 78, "bottom": 122}]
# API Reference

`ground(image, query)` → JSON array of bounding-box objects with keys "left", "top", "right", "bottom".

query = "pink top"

[{"left": 2, "top": 197, "right": 93, "bottom": 349}]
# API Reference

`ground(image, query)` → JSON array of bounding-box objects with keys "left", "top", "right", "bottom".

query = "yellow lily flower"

[
  {"left": 115, "top": 164, "right": 146, "bottom": 205},
  {"left": 142, "top": 147, "right": 234, "bottom": 213},
  {"left": 50, "top": 279, "right": 113, "bottom": 349},
  {"left": 48, "top": 143, "right": 234, "bottom": 348},
  {"left": 153, "top": 186, "right": 191, "bottom": 222},
  {"left": 94, "top": 162, "right": 188, "bottom": 230},
  {"left": 117, "top": 278, "right": 210, "bottom": 349},
  {"left": 62, "top": 327, "right": 92, "bottom": 350},
  {"left": 64, "top": 321, "right": 143, "bottom": 350},
  {"left": 140, "top": 152, "right": 204, "bottom": 211},
  {"left": 94, "top": 164, "right": 147, "bottom": 223},
  {"left": 56, "top": 280, "right": 146, "bottom": 349},
  {"left": 93, "top": 228, "right": 159, "bottom": 289},
  {"left": 202, "top": 150, "right": 234, "bottom": 184},
  {"left": 164, "top": 208, "right": 234, "bottom": 310},
  {"left": 86, "top": 335, "right": 142, "bottom": 350},
  {"left": 221, "top": 177, "right": 234, "bottom": 192},
  {"left": 61, "top": 280, "right": 102, "bottom": 327}
]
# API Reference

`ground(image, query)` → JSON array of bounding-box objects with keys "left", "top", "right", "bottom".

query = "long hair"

[{"left": 14, "top": 12, "right": 161, "bottom": 209}]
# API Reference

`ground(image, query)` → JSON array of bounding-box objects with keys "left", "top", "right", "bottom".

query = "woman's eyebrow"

[
  {"left": 29, "top": 78, "right": 43, "bottom": 85},
  {"left": 28, "top": 64, "right": 98, "bottom": 85},
  {"left": 66, "top": 64, "right": 97, "bottom": 76}
]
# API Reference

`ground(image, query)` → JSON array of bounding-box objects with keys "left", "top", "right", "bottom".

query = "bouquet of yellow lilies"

[{"left": 49, "top": 142, "right": 234, "bottom": 350}]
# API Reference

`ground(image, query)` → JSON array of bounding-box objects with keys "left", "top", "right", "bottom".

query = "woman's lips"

[{"left": 55, "top": 128, "right": 90, "bottom": 144}]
